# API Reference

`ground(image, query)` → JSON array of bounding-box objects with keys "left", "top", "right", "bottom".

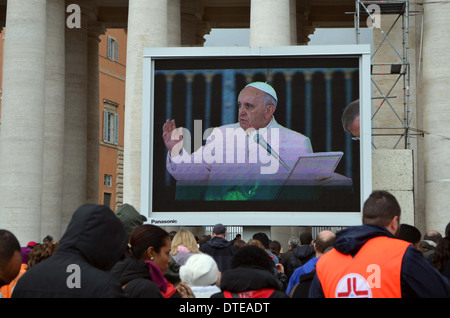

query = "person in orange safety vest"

[{"left": 309, "top": 190, "right": 450, "bottom": 298}]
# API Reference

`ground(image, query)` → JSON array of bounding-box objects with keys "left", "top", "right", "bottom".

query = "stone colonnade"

[{"left": 0, "top": 0, "right": 104, "bottom": 242}]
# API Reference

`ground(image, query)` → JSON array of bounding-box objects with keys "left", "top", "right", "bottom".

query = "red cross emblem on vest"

[{"left": 335, "top": 273, "right": 372, "bottom": 298}]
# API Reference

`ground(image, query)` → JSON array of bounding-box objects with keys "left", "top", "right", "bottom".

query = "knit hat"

[
  {"left": 245, "top": 82, "right": 278, "bottom": 102},
  {"left": 27, "top": 241, "right": 37, "bottom": 248},
  {"left": 179, "top": 254, "right": 218, "bottom": 287}
]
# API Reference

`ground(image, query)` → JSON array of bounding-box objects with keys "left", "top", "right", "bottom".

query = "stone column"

[
  {"left": 86, "top": 23, "right": 104, "bottom": 205},
  {"left": 62, "top": 2, "right": 89, "bottom": 230},
  {"left": 124, "top": 0, "right": 168, "bottom": 210},
  {"left": 250, "top": 0, "right": 292, "bottom": 46},
  {"left": 421, "top": 0, "right": 450, "bottom": 234},
  {"left": 41, "top": 0, "right": 66, "bottom": 240},
  {"left": 181, "top": 0, "right": 198, "bottom": 46},
  {"left": 296, "top": 0, "right": 315, "bottom": 45},
  {"left": 247, "top": 0, "right": 298, "bottom": 244},
  {"left": 0, "top": 0, "right": 47, "bottom": 243},
  {"left": 168, "top": 0, "right": 181, "bottom": 46},
  {"left": 289, "top": 0, "right": 297, "bottom": 45}
]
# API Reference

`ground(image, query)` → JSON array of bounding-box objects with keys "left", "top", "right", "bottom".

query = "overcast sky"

[{"left": 204, "top": 28, "right": 373, "bottom": 49}]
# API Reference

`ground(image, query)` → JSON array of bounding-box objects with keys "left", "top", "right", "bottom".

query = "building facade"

[{"left": 98, "top": 29, "right": 126, "bottom": 211}]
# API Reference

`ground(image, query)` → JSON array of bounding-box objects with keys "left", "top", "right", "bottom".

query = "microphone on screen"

[{"left": 254, "top": 133, "right": 290, "bottom": 171}]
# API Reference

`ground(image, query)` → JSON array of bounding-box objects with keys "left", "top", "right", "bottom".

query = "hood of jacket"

[
  {"left": 334, "top": 224, "right": 393, "bottom": 256},
  {"left": 293, "top": 245, "right": 315, "bottom": 260},
  {"left": 207, "top": 236, "right": 233, "bottom": 249},
  {"left": 57, "top": 204, "right": 128, "bottom": 271},
  {"left": 220, "top": 266, "right": 278, "bottom": 292},
  {"left": 115, "top": 203, "right": 143, "bottom": 237}
]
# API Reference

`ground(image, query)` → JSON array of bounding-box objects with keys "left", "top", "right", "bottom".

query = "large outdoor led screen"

[{"left": 141, "top": 45, "right": 372, "bottom": 226}]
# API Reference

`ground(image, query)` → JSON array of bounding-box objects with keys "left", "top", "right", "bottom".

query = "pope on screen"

[{"left": 161, "top": 82, "right": 317, "bottom": 200}]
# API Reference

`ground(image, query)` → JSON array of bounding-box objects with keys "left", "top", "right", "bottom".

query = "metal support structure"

[{"left": 355, "top": 0, "right": 421, "bottom": 149}]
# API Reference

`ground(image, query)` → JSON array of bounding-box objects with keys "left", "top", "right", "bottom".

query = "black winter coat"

[
  {"left": 110, "top": 255, "right": 163, "bottom": 298},
  {"left": 285, "top": 245, "right": 315, "bottom": 277},
  {"left": 12, "top": 204, "right": 128, "bottom": 298},
  {"left": 199, "top": 237, "right": 237, "bottom": 272}
]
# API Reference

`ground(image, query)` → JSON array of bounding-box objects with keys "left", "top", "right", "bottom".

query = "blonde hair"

[
  {"left": 246, "top": 239, "right": 269, "bottom": 254},
  {"left": 171, "top": 229, "right": 200, "bottom": 256}
]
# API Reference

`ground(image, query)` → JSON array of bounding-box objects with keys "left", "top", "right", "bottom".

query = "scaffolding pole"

[{"left": 355, "top": 0, "right": 418, "bottom": 149}]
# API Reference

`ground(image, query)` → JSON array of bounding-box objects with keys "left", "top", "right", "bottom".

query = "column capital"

[
  {"left": 181, "top": 0, "right": 206, "bottom": 46},
  {"left": 196, "top": 20, "right": 211, "bottom": 45},
  {"left": 296, "top": 3, "right": 315, "bottom": 45},
  {"left": 87, "top": 21, "right": 106, "bottom": 41},
  {"left": 181, "top": 0, "right": 206, "bottom": 18}
]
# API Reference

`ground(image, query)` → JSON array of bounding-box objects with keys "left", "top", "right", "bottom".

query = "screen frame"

[{"left": 141, "top": 45, "right": 372, "bottom": 227}]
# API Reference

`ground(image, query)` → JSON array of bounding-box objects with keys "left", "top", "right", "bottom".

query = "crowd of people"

[{"left": 1, "top": 190, "right": 449, "bottom": 298}]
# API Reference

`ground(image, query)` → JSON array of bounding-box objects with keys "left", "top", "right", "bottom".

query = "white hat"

[
  {"left": 179, "top": 254, "right": 218, "bottom": 287},
  {"left": 245, "top": 81, "right": 278, "bottom": 102}
]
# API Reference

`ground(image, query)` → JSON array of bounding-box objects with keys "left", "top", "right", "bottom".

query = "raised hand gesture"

[{"left": 162, "top": 119, "right": 184, "bottom": 157}]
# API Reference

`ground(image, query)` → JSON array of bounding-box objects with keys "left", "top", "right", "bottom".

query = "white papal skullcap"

[{"left": 245, "top": 82, "right": 278, "bottom": 102}]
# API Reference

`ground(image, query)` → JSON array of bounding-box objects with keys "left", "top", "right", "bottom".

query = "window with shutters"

[
  {"left": 103, "top": 100, "right": 119, "bottom": 145},
  {"left": 107, "top": 36, "right": 119, "bottom": 62}
]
